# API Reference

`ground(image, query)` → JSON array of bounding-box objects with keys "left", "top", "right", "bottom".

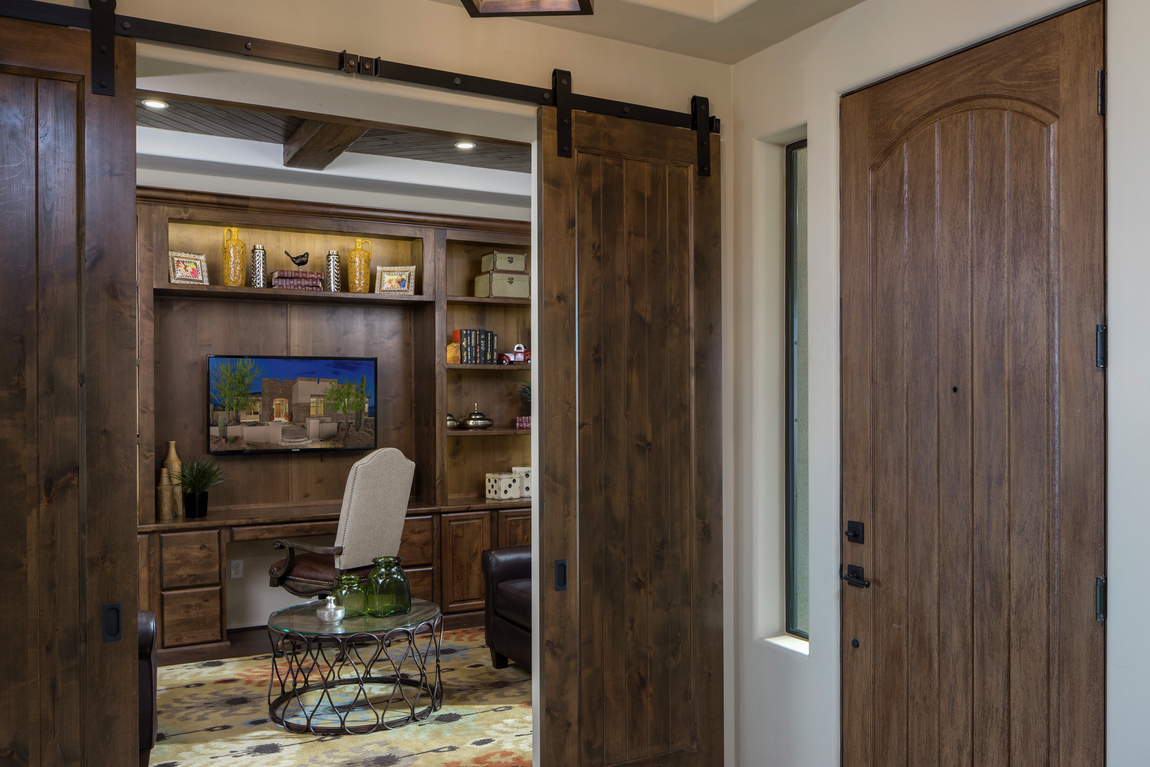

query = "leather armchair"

[
  {"left": 481, "top": 545, "right": 532, "bottom": 671},
  {"left": 139, "top": 610, "right": 158, "bottom": 767}
]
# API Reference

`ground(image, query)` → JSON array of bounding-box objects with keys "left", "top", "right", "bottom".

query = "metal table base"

[{"left": 267, "top": 611, "right": 443, "bottom": 735}]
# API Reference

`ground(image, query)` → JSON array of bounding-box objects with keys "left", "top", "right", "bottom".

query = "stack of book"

[
  {"left": 271, "top": 269, "right": 323, "bottom": 291},
  {"left": 453, "top": 329, "right": 499, "bottom": 364}
]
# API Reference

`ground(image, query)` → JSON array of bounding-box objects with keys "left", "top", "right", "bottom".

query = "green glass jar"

[
  {"left": 367, "top": 556, "right": 412, "bottom": 617},
  {"left": 332, "top": 574, "right": 367, "bottom": 618}
]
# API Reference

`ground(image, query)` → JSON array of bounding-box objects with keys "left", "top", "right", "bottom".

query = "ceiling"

[
  {"left": 136, "top": 97, "right": 531, "bottom": 174},
  {"left": 426, "top": 0, "right": 864, "bottom": 64}
]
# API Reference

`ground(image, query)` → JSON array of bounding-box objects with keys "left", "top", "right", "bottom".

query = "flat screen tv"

[{"left": 207, "top": 355, "right": 377, "bottom": 455}]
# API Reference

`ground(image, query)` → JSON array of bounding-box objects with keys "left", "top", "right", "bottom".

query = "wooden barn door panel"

[
  {"left": 840, "top": 4, "right": 1105, "bottom": 765},
  {"left": 539, "top": 109, "right": 722, "bottom": 766},
  {"left": 0, "top": 17, "right": 138, "bottom": 767}
]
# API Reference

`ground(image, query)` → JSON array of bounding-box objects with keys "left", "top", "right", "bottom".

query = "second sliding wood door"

[{"left": 538, "top": 108, "right": 723, "bottom": 766}]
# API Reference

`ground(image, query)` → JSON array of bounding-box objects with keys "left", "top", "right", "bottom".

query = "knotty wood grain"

[
  {"left": 839, "top": 6, "right": 1105, "bottom": 764},
  {"left": 542, "top": 105, "right": 722, "bottom": 766},
  {"left": 936, "top": 110, "right": 975, "bottom": 767}
]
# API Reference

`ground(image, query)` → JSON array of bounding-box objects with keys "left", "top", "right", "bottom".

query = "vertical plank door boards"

[
  {"left": 840, "top": 3, "right": 1106, "bottom": 765},
  {"left": 539, "top": 107, "right": 723, "bottom": 765},
  {"left": 0, "top": 16, "right": 139, "bottom": 766}
]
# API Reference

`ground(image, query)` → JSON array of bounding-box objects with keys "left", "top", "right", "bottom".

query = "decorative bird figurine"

[{"left": 286, "top": 250, "right": 309, "bottom": 267}]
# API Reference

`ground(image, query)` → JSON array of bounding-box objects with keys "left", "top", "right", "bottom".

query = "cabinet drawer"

[
  {"left": 162, "top": 587, "right": 223, "bottom": 648},
  {"left": 398, "top": 515, "right": 434, "bottom": 566},
  {"left": 160, "top": 530, "right": 220, "bottom": 590},
  {"left": 407, "top": 566, "right": 434, "bottom": 603}
]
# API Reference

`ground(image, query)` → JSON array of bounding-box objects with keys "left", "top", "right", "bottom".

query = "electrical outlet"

[{"left": 230, "top": 559, "right": 244, "bottom": 579}]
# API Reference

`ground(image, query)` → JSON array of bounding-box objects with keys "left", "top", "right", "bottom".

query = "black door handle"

[{"left": 842, "top": 565, "right": 870, "bottom": 588}]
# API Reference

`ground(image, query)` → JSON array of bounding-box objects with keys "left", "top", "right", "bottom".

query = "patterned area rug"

[{"left": 151, "top": 627, "right": 532, "bottom": 767}]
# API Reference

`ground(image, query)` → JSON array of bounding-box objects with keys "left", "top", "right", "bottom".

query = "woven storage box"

[
  {"left": 480, "top": 251, "right": 528, "bottom": 273},
  {"left": 474, "top": 269, "right": 530, "bottom": 299}
]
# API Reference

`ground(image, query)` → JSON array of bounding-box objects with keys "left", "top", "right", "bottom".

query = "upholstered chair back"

[{"left": 333, "top": 448, "right": 415, "bottom": 571}]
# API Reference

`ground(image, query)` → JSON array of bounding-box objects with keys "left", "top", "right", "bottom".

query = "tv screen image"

[{"left": 207, "top": 355, "right": 377, "bottom": 455}]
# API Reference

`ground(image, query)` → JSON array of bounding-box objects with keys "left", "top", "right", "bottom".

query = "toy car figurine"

[{"left": 498, "top": 343, "right": 531, "bottom": 365}]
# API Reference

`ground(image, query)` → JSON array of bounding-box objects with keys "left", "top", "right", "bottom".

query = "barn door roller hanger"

[{"left": 0, "top": 0, "right": 719, "bottom": 176}]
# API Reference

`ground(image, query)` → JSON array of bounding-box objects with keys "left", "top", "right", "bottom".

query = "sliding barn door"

[
  {"left": 841, "top": 3, "right": 1105, "bottom": 765},
  {"left": 538, "top": 108, "right": 722, "bottom": 766},
  {"left": 0, "top": 17, "right": 138, "bottom": 766}
]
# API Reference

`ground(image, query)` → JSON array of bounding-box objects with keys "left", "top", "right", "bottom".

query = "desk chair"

[{"left": 268, "top": 447, "right": 415, "bottom": 597}]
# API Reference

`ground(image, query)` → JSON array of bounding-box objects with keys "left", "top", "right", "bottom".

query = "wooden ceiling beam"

[{"left": 283, "top": 119, "right": 368, "bottom": 170}]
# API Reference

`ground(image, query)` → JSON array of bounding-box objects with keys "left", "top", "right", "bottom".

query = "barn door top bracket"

[
  {"left": 554, "top": 69, "right": 572, "bottom": 159},
  {"left": 691, "top": 95, "right": 712, "bottom": 176},
  {"left": 89, "top": 0, "right": 115, "bottom": 95}
]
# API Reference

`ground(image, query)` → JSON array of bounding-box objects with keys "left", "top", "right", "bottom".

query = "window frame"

[{"left": 784, "top": 138, "right": 809, "bottom": 640}]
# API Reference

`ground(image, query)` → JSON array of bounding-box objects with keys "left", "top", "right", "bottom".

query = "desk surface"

[{"left": 139, "top": 494, "right": 531, "bottom": 533}]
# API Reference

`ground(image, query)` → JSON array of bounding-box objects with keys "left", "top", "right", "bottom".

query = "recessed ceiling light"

[
  {"left": 455, "top": 141, "right": 477, "bottom": 150},
  {"left": 142, "top": 99, "right": 169, "bottom": 109}
]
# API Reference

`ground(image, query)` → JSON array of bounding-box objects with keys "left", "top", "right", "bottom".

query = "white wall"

[{"left": 730, "top": 0, "right": 1149, "bottom": 764}]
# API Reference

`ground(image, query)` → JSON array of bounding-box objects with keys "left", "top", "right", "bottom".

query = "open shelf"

[
  {"left": 448, "top": 429, "right": 530, "bottom": 437},
  {"left": 445, "top": 494, "right": 533, "bottom": 510},
  {"left": 446, "top": 296, "right": 531, "bottom": 307},
  {"left": 446, "top": 363, "right": 530, "bottom": 371},
  {"left": 156, "top": 284, "right": 433, "bottom": 305}
]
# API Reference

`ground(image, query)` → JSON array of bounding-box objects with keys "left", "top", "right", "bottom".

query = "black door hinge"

[
  {"left": 90, "top": 0, "right": 116, "bottom": 96},
  {"left": 1097, "top": 70, "right": 1106, "bottom": 115},
  {"left": 1096, "top": 324, "right": 1107, "bottom": 368},
  {"left": 1096, "top": 576, "right": 1107, "bottom": 622}
]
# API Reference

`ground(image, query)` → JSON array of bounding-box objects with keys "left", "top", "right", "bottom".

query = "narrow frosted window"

[{"left": 786, "top": 140, "right": 809, "bottom": 639}]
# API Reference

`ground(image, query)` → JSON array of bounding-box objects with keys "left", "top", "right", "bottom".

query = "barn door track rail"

[{"left": 0, "top": 0, "right": 719, "bottom": 175}]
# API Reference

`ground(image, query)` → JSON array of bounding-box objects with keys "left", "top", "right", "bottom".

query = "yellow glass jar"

[
  {"left": 222, "top": 226, "right": 247, "bottom": 287},
  {"left": 348, "top": 238, "right": 372, "bottom": 293}
]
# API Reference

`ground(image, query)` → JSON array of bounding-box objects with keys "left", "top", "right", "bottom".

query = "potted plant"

[{"left": 175, "top": 456, "right": 227, "bottom": 519}]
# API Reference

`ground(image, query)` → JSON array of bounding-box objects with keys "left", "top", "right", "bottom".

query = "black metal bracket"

[
  {"left": 2, "top": 0, "right": 721, "bottom": 139},
  {"left": 691, "top": 95, "right": 711, "bottom": 177},
  {"left": 553, "top": 69, "right": 572, "bottom": 159},
  {"left": 1096, "top": 576, "right": 1107, "bottom": 622},
  {"left": 1096, "top": 324, "right": 1107, "bottom": 368},
  {"left": 89, "top": 0, "right": 115, "bottom": 95}
]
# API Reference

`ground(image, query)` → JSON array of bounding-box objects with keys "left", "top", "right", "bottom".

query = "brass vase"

[
  {"left": 348, "top": 238, "right": 372, "bottom": 293},
  {"left": 222, "top": 226, "right": 247, "bottom": 287},
  {"left": 163, "top": 441, "right": 184, "bottom": 517}
]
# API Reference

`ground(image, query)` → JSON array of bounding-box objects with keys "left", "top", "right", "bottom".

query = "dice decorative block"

[
  {"left": 497, "top": 472, "right": 521, "bottom": 499},
  {"left": 485, "top": 473, "right": 501, "bottom": 500},
  {"left": 512, "top": 465, "right": 532, "bottom": 499}
]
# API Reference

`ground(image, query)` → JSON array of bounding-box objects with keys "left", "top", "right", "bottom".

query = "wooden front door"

[
  {"left": 840, "top": 3, "right": 1105, "bottom": 765},
  {"left": 538, "top": 109, "right": 722, "bottom": 765},
  {"left": 0, "top": 17, "right": 138, "bottom": 766}
]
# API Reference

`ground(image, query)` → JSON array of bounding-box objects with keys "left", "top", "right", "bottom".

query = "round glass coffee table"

[{"left": 266, "top": 598, "right": 443, "bottom": 735}]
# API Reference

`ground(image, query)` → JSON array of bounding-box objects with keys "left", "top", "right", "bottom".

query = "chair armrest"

[
  {"left": 269, "top": 539, "right": 344, "bottom": 583},
  {"left": 482, "top": 545, "right": 532, "bottom": 587},
  {"left": 273, "top": 539, "right": 344, "bottom": 556}
]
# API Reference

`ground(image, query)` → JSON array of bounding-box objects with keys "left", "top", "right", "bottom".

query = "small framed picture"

[
  {"left": 374, "top": 265, "right": 416, "bottom": 295},
  {"left": 168, "top": 251, "right": 209, "bottom": 285}
]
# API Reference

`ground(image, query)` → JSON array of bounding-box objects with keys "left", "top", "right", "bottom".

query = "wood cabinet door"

[
  {"left": 498, "top": 508, "right": 532, "bottom": 547},
  {"left": 539, "top": 106, "right": 723, "bottom": 766},
  {"left": 440, "top": 511, "right": 492, "bottom": 613},
  {"left": 840, "top": 4, "right": 1105, "bottom": 765},
  {"left": 0, "top": 17, "right": 137, "bottom": 766}
]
